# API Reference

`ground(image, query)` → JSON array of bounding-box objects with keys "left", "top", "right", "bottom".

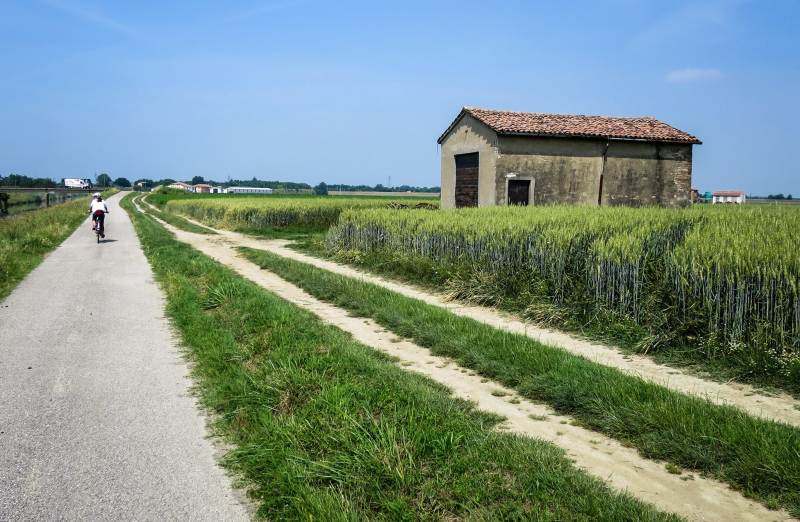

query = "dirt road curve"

[
  {"left": 0, "top": 193, "right": 248, "bottom": 521},
  {"left": 137, "top": 202, "right": 790, "bottom": 522}
]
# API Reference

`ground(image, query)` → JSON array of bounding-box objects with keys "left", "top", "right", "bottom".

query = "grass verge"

[
  {"left": 239, "top": 246, "right": 800, "bottom": 516},
  {"left": 121, "top": 194, "right": 678, "bottom": 520},
  {"left": 143, "top": 192, "right": 326, "bottom": 239},
  {"left": 295, "top": 237, "right": 800, "bottom": 396},
  {"left": 136, "top": 194, "right": 216, "bottom": 234},
  {"left": 0, "top": 197, "right": 89, "bottom": 300}
]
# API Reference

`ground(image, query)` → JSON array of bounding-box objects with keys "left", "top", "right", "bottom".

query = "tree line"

[
  {"left": 325, "top": 183, "right": 440, "bottom": 193},
  {"left": 0, "top": 174, "right": 58, "bottom": 187},
  {"left": 3, "top": 173, "right": 440, "bottom": 194}
]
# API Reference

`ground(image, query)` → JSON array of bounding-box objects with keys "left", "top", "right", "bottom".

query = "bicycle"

[{"left": 91, "top": 210, "right": 108, "bottom": 243}]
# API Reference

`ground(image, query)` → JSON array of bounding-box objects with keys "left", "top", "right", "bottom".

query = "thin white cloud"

[
  {"left": 632, "top": 0, "right": 746, "bottom": 50},
  {"left": 225, "top": 0, "right": 304, "bottom": 23},
  {"left": 42, "top": 0, "right": 140, "bottom": 39},
  {"left": 666, "top": 68, "right": 722, "bottom": 83}
]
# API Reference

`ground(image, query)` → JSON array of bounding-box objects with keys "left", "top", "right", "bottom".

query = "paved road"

[{"left": 0, "top": 193, "right": 249, "bottom": 521}]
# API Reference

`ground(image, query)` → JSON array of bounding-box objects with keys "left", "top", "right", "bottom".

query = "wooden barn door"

[
  {"left": 507, "top": 180, "right": 531, "bottom": 205},
  {"left": 454, "top": 152, "right": 479, "bottom": 208}
]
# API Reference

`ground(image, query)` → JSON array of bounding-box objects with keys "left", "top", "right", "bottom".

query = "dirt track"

[
  {"left": 133, "top": 197, "right": 794, "bottom": 522},
  {"left": 170, "top": 208, "right": 800, "bottom": 430}
]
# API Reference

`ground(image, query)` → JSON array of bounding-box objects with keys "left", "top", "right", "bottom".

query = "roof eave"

[
  {"left": 496, "top": 131, "right": 701, "bottom": 145},
  {"left": 436, "top": 108, "right": 469, "bottom": 144}
]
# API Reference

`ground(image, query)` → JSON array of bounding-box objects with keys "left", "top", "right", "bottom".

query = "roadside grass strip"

[
  {"left": 279, "top": 239, "right": 800, "bottom": 427},
  {"left": 132, "top": 198, "right": 798, "bottom": 519},
  {"left": 163, "top": 194, "right": 438, "bottom": 231},
  {"left": 136, "top": 194, "right": 216, "bottom": 234},
  {"left": 145, "top": 207, "right": 800, "bottom": 428},
  {"left": 239, "top": 246, "right": 800, "bottom": 516},
  {"left": 0, "top": 196, "right": 92, "bottom": 300},
  {"left": 120, "top": 195, "right": 679, "bottom": 520}
]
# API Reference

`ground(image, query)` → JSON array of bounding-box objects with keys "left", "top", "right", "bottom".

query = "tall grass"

[
  {"left": 7, "top": 192, "right": 44, "bottom": 206},
  {"left": 122, "top": 195, "right": 677, "bottom": 521},
  {"left": 165, "top": 195, "right": 438, "bottom": 230},
  {"left": 327, "top": 205, "right": 800, "bottom": 386},
  {"left": 241, "top": 245, "right": 800, "bottom": 516},
  {"left": 0, "top": 197, "right": 89, "bottom": 299}
]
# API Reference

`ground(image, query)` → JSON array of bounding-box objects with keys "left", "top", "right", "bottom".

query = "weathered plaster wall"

[
  {"left": 439, "top": 114, "right": 499, "bottom": 209},
  {"left": 496, "top": 137, "right": 605, "bottom": 205},
  {"left": 602, "top": 142, "right": 692, "bottom": 207},
  {"left": 440, "top": 123, "right": 694, "bottom": 208}
]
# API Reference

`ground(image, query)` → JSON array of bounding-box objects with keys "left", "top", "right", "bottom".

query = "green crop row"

[
  {"left": 165, "top": 196, "right": 438, "bottom": 230},
  {"left": 326, "top": 205, "right": 800, "bottom": 385}
]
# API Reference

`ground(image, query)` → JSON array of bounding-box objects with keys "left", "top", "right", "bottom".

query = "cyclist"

[
  {"left": 89, "top": 193, "right": 100, "bottom": 231},
  {"left": 89, "top": 194, "right": 109, "bottom": 238}
]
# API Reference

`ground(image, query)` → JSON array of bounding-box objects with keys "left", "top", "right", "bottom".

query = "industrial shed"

[{"left": 438, "top": 107, "right": 702, "bottom": 208}]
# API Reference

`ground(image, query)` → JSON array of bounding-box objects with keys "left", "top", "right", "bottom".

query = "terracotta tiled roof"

[
  {"left": 713, "top": 191, "right": 745, "bottom": 197},
  {"left": 438, "top": 107, "right": 702, "bottom": 144}
]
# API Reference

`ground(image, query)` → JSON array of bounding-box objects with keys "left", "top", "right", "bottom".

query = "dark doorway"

[
  {"left": 508, "top": 179, "right": 531, "bottom": 206},
  {"left": 454, "top": 152, "right": 479, "bottom": 208}
]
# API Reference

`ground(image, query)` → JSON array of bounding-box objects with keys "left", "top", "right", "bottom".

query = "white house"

[
  {"left": 712, "top": 191, "right": 746, "bottom": 204},
  {"left": 226, "top": 187, "right": 273, "bottom": 194},
  {"left": 168, "top": 182, "right": 192, "bottom": 191}
]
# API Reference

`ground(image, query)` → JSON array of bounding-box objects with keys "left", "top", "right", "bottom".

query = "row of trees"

[
  {"left": 0, "top": 174, "right": 59, "bottom": 187},
  {"left": 325, "top": 183, "right": 440, "bottom": 193},
  {"left": 4, "top": 173, "right": 440, "bottom": 194},
  {"left": 187, "top": 176, "right": 312, "bottom": 191},
  {"left": 0, "top": 173, "right": 125, "bottom": 188}
]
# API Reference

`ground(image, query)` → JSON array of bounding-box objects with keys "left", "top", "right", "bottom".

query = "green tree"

[
  {"left": 313, "top": 182, "right": 328, "bottom": 195},
  {"left": 1, "top": 174, "right": 54, "bottom": 188},
  {"left": 96, "top": 173, "right": 112, "bottom": 187},
  {"left": 113, "top": 177, "right": 131, "bottom": 187},
  {"left": 191, "top": 176, "right": 205, "bottom": 185}
]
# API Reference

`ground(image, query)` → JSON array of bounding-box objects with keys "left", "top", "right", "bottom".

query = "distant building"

[
  {"left": 226, "top": 187, "right": 273, "bottom": 194},
  {"left": 192, "top": 184, "right": 214, "bottom": 193},
  {"left": 712, "top": 191, "right": 746, "bottom": 204},
  {"left": 438, "top": 107, "right": 701, "bottom": 208},
  {"left": 168, "top": 182, "right": 192, "bottom": 191}
]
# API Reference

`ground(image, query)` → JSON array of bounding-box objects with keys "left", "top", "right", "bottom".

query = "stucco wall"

[
  {"left": 439, "top": 114, "right": 499, "bottom": 209},
  {"left": 496, "top": 137, "right": 605, "bottom": 205},
  {"left": 601, "top": 142, "right": 692, "bottom": 207},
  {"left": 440, "top": 122, "right": 694, "bottom": 208}
]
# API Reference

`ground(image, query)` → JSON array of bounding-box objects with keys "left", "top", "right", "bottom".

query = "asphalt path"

[{"left": 0, "top": 193, "right": 249, "bottom": 521}]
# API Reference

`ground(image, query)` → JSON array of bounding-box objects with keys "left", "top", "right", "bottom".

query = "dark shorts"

[{"left": 93, "top": 211, "right": 105, "bottom": 231}]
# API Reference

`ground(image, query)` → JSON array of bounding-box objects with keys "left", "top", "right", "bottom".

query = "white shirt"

[{"left": 90, "top": 200, "right": 108, "bottom": 213}]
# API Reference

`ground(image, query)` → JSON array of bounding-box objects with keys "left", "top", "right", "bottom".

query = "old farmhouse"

[{"left": 438, "top": 107, "right": 702, "bottom": 208}]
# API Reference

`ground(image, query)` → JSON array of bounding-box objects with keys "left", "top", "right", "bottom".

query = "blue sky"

[{"left": 1, "top": 1, "right": 798, "bottom": 194}]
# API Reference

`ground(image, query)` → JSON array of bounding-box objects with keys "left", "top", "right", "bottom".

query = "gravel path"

[
  {"left": 137, "top": 200, "right": 792, "bottom": 522},
  {"left": 0, "top": 193, "right": 249, "bottom": 521}
]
